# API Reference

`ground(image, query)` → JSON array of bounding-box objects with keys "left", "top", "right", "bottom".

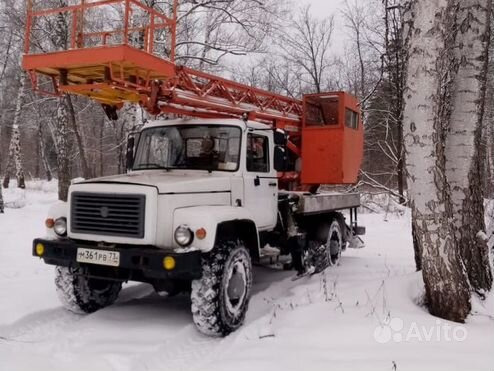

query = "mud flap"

[{"left": 347, "top": 235, "right": 365, "bottom": 249}]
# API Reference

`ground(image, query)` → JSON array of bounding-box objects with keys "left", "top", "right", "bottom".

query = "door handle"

[{"left": 269, "top": 182, "right": 277, "bottom": 187}]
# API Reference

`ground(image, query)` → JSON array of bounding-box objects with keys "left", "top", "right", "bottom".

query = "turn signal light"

[
  {"left": 163, "top": 256, "right": 176, "bottom": 271},
  {"left": 45, "top": 218, "right": 55, "bottom": 229},
  {"left": 35, "top": 243, "right": 45, "bottom": 256},
  {"left": 196, "top": 228, "right": 207, "bottom": 240}
]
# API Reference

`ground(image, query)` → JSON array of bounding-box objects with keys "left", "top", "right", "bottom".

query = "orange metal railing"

[{"left": 25, "top": 0, "right": 177, "bottom": 62}]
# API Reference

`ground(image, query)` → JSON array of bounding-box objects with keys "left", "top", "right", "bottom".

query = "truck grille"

[{"left": 71, "top": 192, "right": 146, "bottom": 238}]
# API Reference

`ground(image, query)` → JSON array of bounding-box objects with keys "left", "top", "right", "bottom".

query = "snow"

[{"left": 0, "top": 184, "right": 493, "bottom": 371}]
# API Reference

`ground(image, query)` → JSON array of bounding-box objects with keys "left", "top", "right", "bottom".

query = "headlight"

[
  {"left": 54, "top": 217, "right": 67, "bottom": 237},
  {"left": 174, "top": 225, "right": 193, "bottom": 247}
]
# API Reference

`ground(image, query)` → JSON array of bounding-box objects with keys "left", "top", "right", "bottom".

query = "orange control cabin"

[
  {"left": 301, "top": 93, "right": 363, "bottom": 185},
  {"left": 22, "top": 0, "right": 364, "bottom": 189}
]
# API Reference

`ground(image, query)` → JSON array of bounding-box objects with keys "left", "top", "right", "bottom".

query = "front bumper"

[{"left": 32, "top": 238, "right": 202, "bottom": 281}]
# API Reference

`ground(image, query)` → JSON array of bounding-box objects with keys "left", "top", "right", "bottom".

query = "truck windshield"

[{"left": 133, "top": 125, "right": 242, "bottom": 172}]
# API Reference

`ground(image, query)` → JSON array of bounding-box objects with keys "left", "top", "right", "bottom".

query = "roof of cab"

[{"left": 142, "top": 118, "right": 271, "bottom": 131}]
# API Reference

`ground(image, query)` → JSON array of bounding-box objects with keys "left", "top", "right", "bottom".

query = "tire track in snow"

[
  {"left": 0, "top": 268, "right": 294, "bottom": 371},
  {"left": 0, "top": 308, "right": 82, "bottom": 344}
]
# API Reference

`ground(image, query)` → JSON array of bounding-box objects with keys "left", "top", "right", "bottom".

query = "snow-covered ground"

[{"left": 0, "top": 184, "right": 493, "bottom": 371}]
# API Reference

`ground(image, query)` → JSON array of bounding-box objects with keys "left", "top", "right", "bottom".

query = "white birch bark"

[
  {"left": 114, "top": 103, "right": 143, "bottom": 173},
  {"left": 0, "top": 182, "right": 3, "bottom": 213},
  {"left": 3, "top": 74, "right": 26, "bottom": 189},
  {"left": 38, "top": 122, "right": 52, "bottom": 182},
  {"left": 56, "top": 97, "right": 71, "bottom": 201},
  {"left": 403, "top": 0, "right": 471, "bottom": 321},
  {"left": 445, "top": 0, "right": 492, "bottom": 293}
]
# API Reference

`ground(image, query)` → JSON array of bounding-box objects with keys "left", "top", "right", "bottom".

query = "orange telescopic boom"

[{"left": 22, "top": 0, "right": 363, "bottom": 188}]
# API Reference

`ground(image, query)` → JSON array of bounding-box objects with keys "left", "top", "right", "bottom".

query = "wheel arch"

[
  {"left": 300, "top": 211, "right": 348, "bottom": 242},
  {"left": 215, "top": 219, "right": 260, "bottom": 262}
]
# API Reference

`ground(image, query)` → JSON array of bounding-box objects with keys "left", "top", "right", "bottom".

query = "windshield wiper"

[{"left": 133, "top": 163, "right": 171, "bottom": 171}]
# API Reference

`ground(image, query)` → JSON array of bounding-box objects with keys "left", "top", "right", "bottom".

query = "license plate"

[{"left": 76, "top": 248, "right": 120, "bottom": 267}]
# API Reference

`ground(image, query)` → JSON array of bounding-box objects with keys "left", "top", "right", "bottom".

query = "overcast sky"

[
  {"left": 224, "top": 0, "right": 351, "bottom": 72},
  {"left": 300, "top": 0, "right": 345, "bottom": 15},
  {"left": 299, "top": 0, "right": 349, "bottom": 54}
]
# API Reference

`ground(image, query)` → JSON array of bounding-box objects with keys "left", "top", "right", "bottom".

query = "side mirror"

[
  {"left": 126, "top": 136, "right": 136, "bottom": 172},
  {"left": 274, "top": 146, "right": 287, "bottom": 172},
  {"left": 273, "top": 129, "right": 287, "bottom": 146}
]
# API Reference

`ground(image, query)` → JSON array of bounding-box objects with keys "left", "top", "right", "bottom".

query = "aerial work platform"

[{"left": 22, "top": 0, "right": 364, "bottom": 187}]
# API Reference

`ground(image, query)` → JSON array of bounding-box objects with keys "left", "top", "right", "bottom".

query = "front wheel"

[
  {"left": 191, "top": 240, "right": 253, "bottom": 336},
  {"left": 55, "top": 266, "right": 122, "bottom": 314}
]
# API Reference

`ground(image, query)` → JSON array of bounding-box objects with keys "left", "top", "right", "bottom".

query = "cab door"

[{"left": 243, "top": 132, "right": 278, "bottom": 229}]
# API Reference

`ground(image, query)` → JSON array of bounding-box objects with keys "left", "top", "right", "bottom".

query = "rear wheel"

[
  {"left": 55, "top": 266, "right": 122, "bottom": 314},
  {"left": 307, "top": 217, "right": 344, "bottom": 273},
  {"left": 327, "top": 219, "right": 343, "bottom": 266},
  {"left": 191, "top": 240, "right": 252, "bottom": 336}
]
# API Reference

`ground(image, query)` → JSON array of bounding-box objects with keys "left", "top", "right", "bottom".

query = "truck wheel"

[
  {"left": 55, "top": 266, "right": 122, "bottom": 314},
  {"left": 326, "top": 219, "right": 343, "bottom": 266},
  {"left": 191, "top": 241, "right": 253, "bottom": 337},
  {"left": 308, "top": 218, "right": 343, "bottom": 272}
]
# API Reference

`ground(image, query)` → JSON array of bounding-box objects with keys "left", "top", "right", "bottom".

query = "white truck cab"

[{"left": 66, "top": 118, "right": 278, "bottom": 253}]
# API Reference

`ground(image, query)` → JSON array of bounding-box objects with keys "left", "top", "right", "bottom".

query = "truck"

[{"left": 24, "top": 0, "right": 365, "bottom": 336}]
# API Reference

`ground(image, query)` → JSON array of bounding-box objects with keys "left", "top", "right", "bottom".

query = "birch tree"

[
  {"left": 486, "top": 10, "right": 494, "bottom": 198},
  {"left": 403, "top": 0, "right": 492, "bottom": 321},
  {"left": 56, "top": 97, "right": 70, "bottom": 201},
  {"left": 50, "top": 0, "right": 91, "bottom": 181},
  {"left": 37, "top": 120, "right": 52, "bottom": 182},
  {"left": 3, "top": 74, "right": 27, "bottom": 189},
  {"left": 112, "top": 103, "right": 143, "bottom": 174},
  {"left": 444, "top": 0, "right": 493, "bottom": 294}
]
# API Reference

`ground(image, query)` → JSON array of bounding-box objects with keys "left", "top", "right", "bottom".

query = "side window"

[
  {"left": 247, "top": 134, "right": 269, "bottom": 173},
  {"left": 345, "top": 108, "right": 359, "bottom": 129}
]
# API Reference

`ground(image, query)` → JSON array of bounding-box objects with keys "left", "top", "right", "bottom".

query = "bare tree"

[
  {"left": 277, "top": 5, "right": 335, "bottom": 94},
  {"left": 341, "top": 0, "right": 369, "bottom": 107},
  {"left": 383, "top": 0, "right": 406, "bottom": 205},
  {"left": 341, "top": 0, "right": 409, "bottom": 210},
  {"left": 170, "top": 0, "right": 286, "bottom": 70},
  {"left": 232, "top": 55, "right": 305, "bottom": 99}
]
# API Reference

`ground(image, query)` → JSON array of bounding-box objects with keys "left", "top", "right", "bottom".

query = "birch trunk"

[
  {"left": 99, "top": 118, "right": 104, "bottom": 177},
  {"left": 56, "top": 98, "right": 71, "bottom": 201},
  {"left": 445, "top": 0, "right": 493, "bottom": 293},
  {"left": 3, "top": 74, "right": 26, "bottom": 189},
  {"left": 115, "top": 103, "right": 142, "bottom": 173},
  {"left": 485, "top": 27, "right": 494, "bottom": 197},
  {"left": 489, "top": 120, "right": 494, "bottom": 197},
  {"left": 403, "top": 0, "right": 471, "bottom": 322},
  {"left": 0, "top": 183, "right": 3, "bottom": 213},
  {"left": 38, "top": 121, "right": 52, "bottom": 182},
  {"left": 485, "top": 61, "right": 494, "bottom": 197},
  {"left": 65, "top": 95, "right": 91, "bottom": 179}
]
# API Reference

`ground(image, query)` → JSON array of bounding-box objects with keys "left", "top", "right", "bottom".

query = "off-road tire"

[
  {"left": 307, "top": 218, "right": 344, "bottom": 273},
  {"left": 191, "top": 240, "right": 253, "bottom": 337},
  {"left": 55, "top": 266, "right": 122, "bottom": 314}
]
